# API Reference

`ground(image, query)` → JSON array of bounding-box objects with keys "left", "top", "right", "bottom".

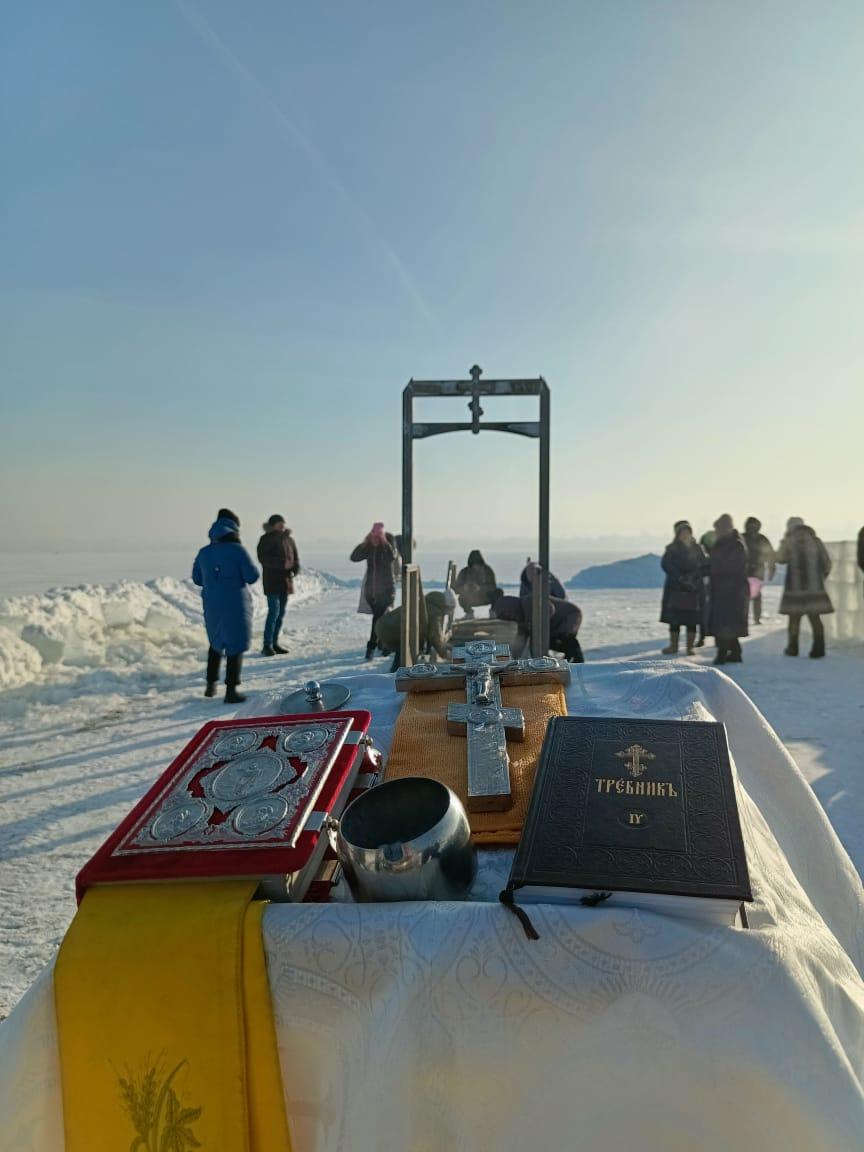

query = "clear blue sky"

[{"left": 2, "top": 1, "right": 863, "bottom": 551}]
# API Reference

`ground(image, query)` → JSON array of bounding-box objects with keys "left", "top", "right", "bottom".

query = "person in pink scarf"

[{"left": 351, "top": 522, "right": 399, "bottom": 659}]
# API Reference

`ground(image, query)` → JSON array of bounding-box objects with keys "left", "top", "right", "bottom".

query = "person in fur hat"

[
  {"left": 659, "top": 520, "right": 707, "bottom": 656},
  {"left": 776, "top": 517, "right": 833, "bottom": 658},
  {"left": 256, "top": 515, "right": 300, "bottom": 656}
]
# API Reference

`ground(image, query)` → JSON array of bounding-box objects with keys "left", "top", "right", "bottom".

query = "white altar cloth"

[{"left": 2, "top": 661, "right": 863, "bottom": 1151}]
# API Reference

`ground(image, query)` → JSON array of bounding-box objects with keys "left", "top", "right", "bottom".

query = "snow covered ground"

[{"left": 1, "top": 575, "right": 862, "bottom": 1017}]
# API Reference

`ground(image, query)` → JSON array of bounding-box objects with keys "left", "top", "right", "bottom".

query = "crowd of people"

[
  {"left": 660, "top": 514, "right": 835, "bottom": 664},
  {"left": 191, "top": 507, "right": 849, "bottom": 701}
]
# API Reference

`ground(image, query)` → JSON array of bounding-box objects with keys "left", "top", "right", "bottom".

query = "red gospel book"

[{"left": 76, "top": 710, "right": 374, "bottom": 903}]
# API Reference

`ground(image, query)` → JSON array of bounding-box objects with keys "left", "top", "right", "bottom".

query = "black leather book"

[{"left": 503, "top": 716, "right": 752, "bottom": 926}]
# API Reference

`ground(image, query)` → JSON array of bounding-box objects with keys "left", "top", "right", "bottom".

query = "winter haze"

[{"left": 2, "top": 1, "right": 864, "bottom": 551}]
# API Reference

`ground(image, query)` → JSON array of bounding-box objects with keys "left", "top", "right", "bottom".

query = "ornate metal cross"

[
  {"left": 615, "top": 743, "right": 655, "bottom": 778},
  {"left": 395, "top": 641, "right": 570, "bottom": 812}
]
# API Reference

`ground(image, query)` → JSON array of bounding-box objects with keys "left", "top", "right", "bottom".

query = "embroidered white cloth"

[{"left": 2, "top": 661, "right": 863, "bottom": 1151}]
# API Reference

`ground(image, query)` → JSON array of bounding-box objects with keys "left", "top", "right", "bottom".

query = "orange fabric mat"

[{"left": 383, "top": 683, "right": 567, "bottom": 844}]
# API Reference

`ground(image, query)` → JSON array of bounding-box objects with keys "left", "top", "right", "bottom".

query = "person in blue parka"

[{"left": 192, "top": 514, "right": 260, "bottom": 703}]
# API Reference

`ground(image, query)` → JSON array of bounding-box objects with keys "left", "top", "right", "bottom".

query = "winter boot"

[
  {"left": 661, "top": 629, "right": 679, "bottom": 655},
  {"left": 685, "top": 629, "right": 696, "bottom": 657},
  {"left": 204, "top": 682, "right": 217, "bottom": 698},
  {"left": 365, "top": 643, "right": 376, "bottom": 661},
  {"left": 206, "top": 647, "right": 222, "bottom": 685},
  {"left": 261, "top": 644, "right": 276, "bottom": 657},
  {"left": 786, "top": 618, "right": 801, "bottom": 657},
  {"left": 810, "top": 618, "right": 826, "bottom": 659},
  {"left": 273, "top": 642, "right": 289, "bottom": 655},
  {"left": 726, "top": 639, "right": 743, "bottom": 663},
  {"left": 225, "top": 654, "right": 244, "bottom": 703},
  {"left": 713, "top": 647, "right": 727, "bottom": 666}
]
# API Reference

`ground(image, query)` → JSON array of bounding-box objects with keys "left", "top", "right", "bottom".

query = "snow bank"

[
  {"left": 0, "top": 626, "right": 43, "bottom": 690},
  {"left": 0, "top": 568, "right": 337, "bottom": 697}
]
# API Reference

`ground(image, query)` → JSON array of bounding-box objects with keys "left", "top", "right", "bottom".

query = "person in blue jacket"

[{"left": 192, "top": 514, "right": 260, "bottom": 703}]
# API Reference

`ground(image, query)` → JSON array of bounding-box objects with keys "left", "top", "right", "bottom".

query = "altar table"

[{"left": 2, "top": 661, "right": 863, "bottom": 1151}]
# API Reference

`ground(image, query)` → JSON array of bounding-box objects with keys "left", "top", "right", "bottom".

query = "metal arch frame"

[{"left": 401, "top": 365, "right": 551, "bottom": 656}]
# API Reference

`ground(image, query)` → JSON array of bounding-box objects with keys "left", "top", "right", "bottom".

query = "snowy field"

[{"left": 1, "top": 572, "right": 863, "bottom": 1017}]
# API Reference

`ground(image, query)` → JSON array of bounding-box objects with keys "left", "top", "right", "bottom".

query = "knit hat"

[
  {"left": 266, "top": 514, "right": 286, "bottom": 527},
  {"left": 218, "top": 508, "right": 239, "bottom": 526},
  {"left": 673, "top": 520, "right": 692, "bottom": 536},
  {"left": 713, "top": 513, "right": 734, "bottom": 533},
  {"left": 786, "top": 516, "right": 804, "bottom": 533}
]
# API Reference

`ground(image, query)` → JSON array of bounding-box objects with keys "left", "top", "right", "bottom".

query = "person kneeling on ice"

[
  {"left": 376, "top": 589, "right": 456, "bottom": 671},
  {"left": 192, "top": 514, "right": 260, "bottom": 703},
  {"left": 492, "top": 592, "right": 585, "bottom": 663}
]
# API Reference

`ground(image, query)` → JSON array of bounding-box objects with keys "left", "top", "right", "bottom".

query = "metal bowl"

[{"left": 329, "top": 776, "right": 476, "bottom": 902}]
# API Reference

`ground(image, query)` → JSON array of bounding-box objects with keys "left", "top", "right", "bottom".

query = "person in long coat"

[
  {"left": 659, "top": 520, "right": 706, "bottom": 656},
  {"left": 192, "top": 514, "right": 260, "bottom": 702},
  {"left": 708, "top": 514, "right": 749, "bottom": 665},
  {"left": 777, "top": 517, "right": 833, "bottom": 658},
  {"left": 743, "top": 517, "right": 776, "bottom": 625},
  {"left": 256, "top": 515, "right": 300, "bottom": 656},
  {"left": 454, "top": 550, "right": 500, "bottom": 617},
  {"left": 351, "top": 522, "right": 399, "bottom": 660}
]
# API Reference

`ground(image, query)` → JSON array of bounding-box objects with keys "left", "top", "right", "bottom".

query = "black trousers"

[
  {"left": 751, "top": 592, "right": 763, "bottom": 623},
  {"left": 207, "top": 647, "right": 243, "bottom": 687},
  {"left": 787, "top": 614, "right": 825, "bottom": 654},
  {"left": 366, "top": 595, "right": 393, "bottom": 650}
]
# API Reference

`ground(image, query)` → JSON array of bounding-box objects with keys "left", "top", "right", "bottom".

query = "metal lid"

[{"left": 279, "top": 680, "right": 351, "bottom": 714}]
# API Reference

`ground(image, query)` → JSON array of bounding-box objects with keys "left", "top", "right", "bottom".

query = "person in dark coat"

[
  {"left": 857, "top": 526, "right": 864, "bottom": 579},
  {"left": 492, "top": 593, "right": 584, "bottom": 662},
  {"left": 351, "top": 522, "right": 399, "bottom": 660},
  {"left": 454, "top": 550, "right": 500, "bottom": 617},
  {"left": 695, "top": 529, "right": 717, "bottom": 647},
  {"left": 519, "top": 561, "right": 567, "bottom": 600},
  {"left": 659, "top": 520, "right": 706, "bottom": 656},
  {"left": 776, "top": 517, "right": 833, "bottom": 658},
  {"left": 256, "top": 515, "right": 300, "bottom": 657},
  {"left": 743, "top": 517, "right": 776, "bottom": 625},
  {"left": 192, "top": 514, "right": 260, "bottom": 703},
  {"left": 708, "top": 514, "right": 749, "bottom": 665}
]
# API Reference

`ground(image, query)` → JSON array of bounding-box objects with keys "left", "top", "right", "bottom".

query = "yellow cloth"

[
  {"left": 54, "top": 879, "right": 291, "bottom": 1152},
  {"left": 384, "top": 683, "right": 568, "bottom": 844}
]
